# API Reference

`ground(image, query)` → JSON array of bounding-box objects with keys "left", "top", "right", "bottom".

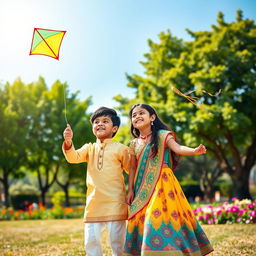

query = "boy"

[{"left": 62, "top": 107, "right": 130, "bottom": 256}]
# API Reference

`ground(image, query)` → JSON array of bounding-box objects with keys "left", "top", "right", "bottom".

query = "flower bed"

[
  {"left": 1, "top": 199, "right": 255, "bottom": 223},
  {"left": 0, "top": 203, "right": 84, "bottom": 221},
  {"left": 193, "top": 198, "right": 256, "bottom": 224}
]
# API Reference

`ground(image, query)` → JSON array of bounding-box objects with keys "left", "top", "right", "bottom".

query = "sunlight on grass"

[{"left": 0, "top": 219, "right": 255, "bottom": 255}]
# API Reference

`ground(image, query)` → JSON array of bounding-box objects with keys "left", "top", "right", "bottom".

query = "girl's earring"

[{"left": 151, "top": 121, "right": 154, "bottom": 126}]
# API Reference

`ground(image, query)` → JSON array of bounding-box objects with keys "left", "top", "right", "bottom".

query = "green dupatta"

[{"left": 128, "top": 130, "right": 176, "bottom": 219}]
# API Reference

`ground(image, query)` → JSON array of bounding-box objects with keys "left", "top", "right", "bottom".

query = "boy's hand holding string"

[{"left": 63, "top": 124, "right": 73, "bottom": 150}]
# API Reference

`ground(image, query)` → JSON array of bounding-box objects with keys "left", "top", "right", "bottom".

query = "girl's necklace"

[
  {"left": 137, "top": 132, "right": 152, "bottom": 155},
  {"left": 139, "top": 132, "right": 152, "bottom": 142}
]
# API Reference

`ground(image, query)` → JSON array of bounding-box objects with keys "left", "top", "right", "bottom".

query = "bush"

[
  {"left": 0, "top": 203, "right": 84, "bottom": 221},
  {"left": 193, "top": 198, "right": 256, "bottom": 224},
  {"left": 10, "top": 194, "right": 39, "bottom": 210},
  {"left": 46, "top": 190, "right": 86, "bottom": 207}
]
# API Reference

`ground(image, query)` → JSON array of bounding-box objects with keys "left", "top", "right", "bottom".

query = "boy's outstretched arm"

[{"left": 167, "top": 136, "right": 207, "bottom": 156}]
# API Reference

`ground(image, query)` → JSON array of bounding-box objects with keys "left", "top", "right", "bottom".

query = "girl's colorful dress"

[{"left": 124, "top": 130, "right": 213, "bottom": 256}]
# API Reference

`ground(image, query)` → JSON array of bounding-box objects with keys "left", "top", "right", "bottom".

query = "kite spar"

[{"left": 29, "top": 28, "right": 66, "bottom": 60}]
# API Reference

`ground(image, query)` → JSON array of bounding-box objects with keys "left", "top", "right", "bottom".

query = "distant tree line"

[{"left": 0, "top": 77, "right": 94, "bottom": 206}]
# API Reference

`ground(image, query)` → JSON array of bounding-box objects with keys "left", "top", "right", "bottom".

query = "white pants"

[{"left": 84, "top": 221, "right": 126, "bottom": 256}]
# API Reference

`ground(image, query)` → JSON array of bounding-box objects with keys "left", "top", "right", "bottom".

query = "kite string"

[{"left": 62, "top": 84, "right": 68, "bottom": 124}]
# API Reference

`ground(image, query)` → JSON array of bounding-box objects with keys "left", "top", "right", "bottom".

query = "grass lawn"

[{"left": 0, "top": 219, "right": 255, "bottom": 256}]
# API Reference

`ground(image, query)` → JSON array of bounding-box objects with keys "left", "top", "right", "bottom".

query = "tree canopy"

[
  {"left": 115, "top": 10, "right": 256, "bottom": 199},
  {"left": 0, "top": 77, "right": 93, "bottom": 206}
]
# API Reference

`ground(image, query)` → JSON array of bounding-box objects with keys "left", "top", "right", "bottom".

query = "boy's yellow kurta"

[{"left": 62, "top": 138, "right": 130, "bottom": 222}]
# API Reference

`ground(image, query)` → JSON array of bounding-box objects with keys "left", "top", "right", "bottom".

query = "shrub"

[
  {"left": 193, "top": 198, "right": 256, "bottom": 224},
  {"left": 0, "top": 203, "right": 84, "bottom": 221},
  {"left": 10, "top": 194, "right": 39, "bottom": 210}
]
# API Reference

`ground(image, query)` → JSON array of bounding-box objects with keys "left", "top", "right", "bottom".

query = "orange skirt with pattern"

[{"left": 124, "top": 167, "right": 213, "bottom": 256}]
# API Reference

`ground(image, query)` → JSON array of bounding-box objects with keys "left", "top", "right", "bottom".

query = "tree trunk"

[
  {"left": 41, "top": 189, "right": 47, "bottom": 206},
  {"left": 200, "top": 181, "right": 215, "bottom": 202},
  {"left": 2, "top": 171, "right": 10, "bottom": 207},
  {"left": 231, "top": 169, "right": 252, "bottom": 200},
  {"left": 64, "top": 185, "right": 70, "bottom": 207}
]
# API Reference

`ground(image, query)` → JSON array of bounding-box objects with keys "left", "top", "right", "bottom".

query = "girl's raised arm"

[{"left": 166, "top": 136, "right": 206, "bottom": 156}]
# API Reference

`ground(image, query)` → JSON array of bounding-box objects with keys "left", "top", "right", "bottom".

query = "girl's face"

[{"left": 131, "top": 106, "right": 155, "bottom": 130}]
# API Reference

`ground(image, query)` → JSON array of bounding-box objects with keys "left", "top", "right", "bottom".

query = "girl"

[{"left": 124, "top": 104, "right": 213, "bottom": 256}]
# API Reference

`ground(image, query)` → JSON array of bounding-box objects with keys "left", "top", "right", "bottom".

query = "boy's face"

[{"left": 92, "top": 115, "right": 118, "bottom": 140}]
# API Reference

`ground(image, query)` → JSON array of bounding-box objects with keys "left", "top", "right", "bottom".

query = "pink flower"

[
  {"left": 217, "top": 210, "right": 222, "bottom": 215},
  {"left": 204, "top": 214, "right": 211, "bottom": 220},
  {"left": 208, "top": 219, "right": 214, "bottom": 224},
  {"left": 238, "top": 210, "right": 245, "bottom": 216},
  {"left": 250, "top": 211, "right": 256, "bottom": 217},
  {"left": 248, "top": 203, "right": 254, "bottom": 209},
  {"left": 230, "top": 206, "right": 239, "bottom": 213}
]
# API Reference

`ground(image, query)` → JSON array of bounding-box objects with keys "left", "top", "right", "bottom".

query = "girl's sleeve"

[
  {"left": 128, "top": 140, "right": 136, "bottom": 156},
  {"left": 120, "top": 140, "right": 137, "bottom": 174},
  {"left": 166, "top": 133, "right": 174, "bottom": 144},
  {"left": 162, "top": 130, "right": 176, "bottom": 146}
]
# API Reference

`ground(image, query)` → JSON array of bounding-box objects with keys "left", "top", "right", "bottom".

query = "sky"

[{"left": 0, "top": 0, "right": 256, "bottom": 114}]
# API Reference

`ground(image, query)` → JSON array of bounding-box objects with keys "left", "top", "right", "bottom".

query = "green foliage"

[
  {"left": 50, "top": 190, "right": 86, "bottom": 207},
  {"left": 219, "top": 183, "right": 233, "bottom": 199},
  {"left": 9, "top": 181, "right": 39, "bottom": 195},
  {"left": 51, "top": 192, "right": 65, "bottom": 208},
  {"left": 114, "top": 123, "right": 133, "bottom": 145},
  {"left": 0, "top": 77, "right": 93, "bottom": 206}
]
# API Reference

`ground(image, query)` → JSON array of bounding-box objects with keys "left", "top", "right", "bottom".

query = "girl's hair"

[{"left": 129, "top": 103, "right": 179, "bottom": 169}]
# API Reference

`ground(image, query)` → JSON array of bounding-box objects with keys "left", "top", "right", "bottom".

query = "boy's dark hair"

[{"left": 90, "top": 107, "right": 120, "bottom": 137}]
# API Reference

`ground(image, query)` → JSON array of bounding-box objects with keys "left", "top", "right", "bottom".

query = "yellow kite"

[{"left": 29, "top": 28, "right": 66, "bottom": 60}]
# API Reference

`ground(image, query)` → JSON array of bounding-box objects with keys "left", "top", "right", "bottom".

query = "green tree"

[
  {"left": 0, "top": 77, "right": 93, "bottom": 207},
  {"left": 115, "top": 10, "right": 256, "bottom": 199},
  {"left": 0, "top": 78, "right": 44, "bottom": 206},
  {"left": 26, "top": 79, "right": 92, "bottom": 205}
]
